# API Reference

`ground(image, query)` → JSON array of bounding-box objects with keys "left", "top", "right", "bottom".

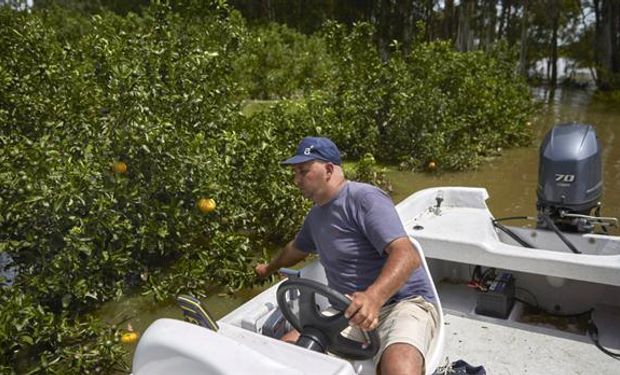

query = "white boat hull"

[
  {"left": 133, "top": 186, "right": 620, "bottom": 374},
  {"left": 397, "top": 187, "right": 620, "bottom": 286}
]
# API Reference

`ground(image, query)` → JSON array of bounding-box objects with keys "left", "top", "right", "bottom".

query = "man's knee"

[
  {"left": 379, "top": 343, "right": 424, "bottom": 375},
  {"left": 281, "top": 329, "right": 300, "bottom": 343}
]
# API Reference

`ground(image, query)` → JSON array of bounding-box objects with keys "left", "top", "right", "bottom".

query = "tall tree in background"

[
  {"left": 371, "top": 0, "right": 424, "bottom": 61},
  {"left": 497, "top": 0, "right": 514, "bottom": 42},
  {"left": 423, "top": 0, "right": 436, "bottom": 42},
  {"left": 18, "top": 0, "right": 620, "bottom": 91},
  {"left": 550, "top": 0, "right": 561, "bottom": 85},
  {"left": 519, "top": 0, "right": 529, "bottom": 76},
  {"left": 480, "top": 0, "right": 497, "bottom": 51},
  {"left": 440, "top": 0, "right": 457, "bottom": 42},
  {"left": 593, "top": 0, "right": 620, "bottom": 90},
  {"left": 456, "top": 0, "right": 475, "bottom": 51}
]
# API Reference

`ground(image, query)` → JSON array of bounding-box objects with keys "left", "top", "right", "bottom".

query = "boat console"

[{"left": 133, "top": 243, "right": 446, "bottom": 375}]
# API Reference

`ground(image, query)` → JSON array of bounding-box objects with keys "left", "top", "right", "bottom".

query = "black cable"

[
  {"left": 515, "top": 287, "right": 540, "bottom": 309},
  {"left": 515, "top": 297, "right": 536, "bottom": 308},
  {"left": 480, "top": 268, "right": 496, "bottom": 284},
  {"left": 493, "top": 216, "right": 534, "bottom": 222},
  {"left": 546, "top": 307, "right": 593, "bottom": 318},
  {"left": 594, "top": 206, "right": 609, "bottom": 234},
  {"left": 587, "top": 320, "right": 620, "bottom": 360},
  {"left": 541, "top": 214, "right": 582, "bottom": 254},
  {"left": 471, "top": 265, "right": 482, "bottom": 282},
  {"left": 515, "top": 287, "right": 591, "bottom": 317},
  {"left": 492, "top": 219, "right": 535, "bottom": 248},
  {"left": 517, "top": 282, "right": 619, "bottom": 360}
]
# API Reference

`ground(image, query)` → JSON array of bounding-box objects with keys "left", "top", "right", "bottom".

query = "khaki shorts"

[{"left": 338, "top": 296, "right": 439, "bottom": 369}]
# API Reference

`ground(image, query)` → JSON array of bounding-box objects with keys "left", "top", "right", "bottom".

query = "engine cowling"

[{"left": 536, "top": 123, "right": 602, "bottom": 232}]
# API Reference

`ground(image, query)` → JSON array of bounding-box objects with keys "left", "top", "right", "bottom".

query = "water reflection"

[
  {"left": 95, "top": 285, "right": 271, "bottom": 335},
  {"left": 0, "top": 252, "right": 17, "bottom": 287},
  {"left": 533, "top": 86, "right": 594, "bottom": 109},
  {"left": 389, "top": 87, "right": 619, "bottom": 236}
]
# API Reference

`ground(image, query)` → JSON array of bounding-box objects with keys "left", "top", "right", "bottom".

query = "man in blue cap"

[{"left": 256, "top": 136, "right": 438, "bottom": 375}]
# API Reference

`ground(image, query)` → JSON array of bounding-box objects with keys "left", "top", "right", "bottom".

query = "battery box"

[{"left": 475, "top": 272, "right": 515, "bottom": 319}]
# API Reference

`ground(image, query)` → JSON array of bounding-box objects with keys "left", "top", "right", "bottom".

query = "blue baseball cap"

[{"left": 281, "top": 136, "right": 342, "bottom": 165}]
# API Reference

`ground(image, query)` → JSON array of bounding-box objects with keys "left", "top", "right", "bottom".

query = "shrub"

[
  {"left": 234, "top": 22, "right": 333, "bottom": 99},
  {"left": 0, "top": 5, "right": 536, "bottom": 372},
  {"left": 347, "top": 153, "right": 392, "bottom": 193},
  {"left": 0, "top": 3, "right": 307, "bottom": 371},
  {"left": 312, "top": 23, "right": 535, "bottom": 170},
  {"left": 0, "top": 289, "right": 127, "bottom": 373}
]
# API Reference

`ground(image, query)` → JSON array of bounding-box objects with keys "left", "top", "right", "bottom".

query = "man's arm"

[
  {"left": 255, "top": 240, "right": 310, "bottom": 279},
  {"left": 345, "top": 237, "right": 420, "bottom": 330}
]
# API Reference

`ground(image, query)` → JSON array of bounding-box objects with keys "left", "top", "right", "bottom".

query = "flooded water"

[
  {"left": 389, "top": 87, "right": 620, "bottom": 232},
  {"left": 97, "top": 87, "right": 620, "bottom": 357}
]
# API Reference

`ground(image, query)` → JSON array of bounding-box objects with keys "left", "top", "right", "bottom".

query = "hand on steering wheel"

[{"left": 276, "top": 278, "right": 380, "bottom": 360}]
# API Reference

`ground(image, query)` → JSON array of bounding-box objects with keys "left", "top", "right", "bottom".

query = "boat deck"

[{"left": 443, "top": 313, "right": 619, "bottom": 374}]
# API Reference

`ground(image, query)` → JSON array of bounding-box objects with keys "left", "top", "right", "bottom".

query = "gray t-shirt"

[{"left": 294, "top": 181, "right": 436, "bottom": 303}]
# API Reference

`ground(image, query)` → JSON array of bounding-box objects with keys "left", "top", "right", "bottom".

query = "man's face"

[{"left": 292, "top": 160, "right": 330, "bottom": 201}]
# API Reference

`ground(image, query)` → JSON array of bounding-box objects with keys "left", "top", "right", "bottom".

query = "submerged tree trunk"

[{"left": 550, "top": 0, "right": 559, "bottom": 86}]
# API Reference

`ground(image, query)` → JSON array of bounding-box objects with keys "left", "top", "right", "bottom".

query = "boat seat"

[
  {"left": 176, "top": 294, "right": 219, "bottom": 331},
  {"left": 411, "top": 236, "right": 446, "bottom": 375},
  {"left": 348, "top": 237, "right": 446, "bottom": 375}
]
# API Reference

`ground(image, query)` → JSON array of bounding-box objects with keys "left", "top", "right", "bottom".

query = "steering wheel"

[{"left": 276, "top": 278, "right": 380, "bottom": 360}]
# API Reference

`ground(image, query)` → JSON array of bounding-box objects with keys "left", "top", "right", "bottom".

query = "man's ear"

[{"left": 324, "top": 162, "right": 334, "bottom": 176}]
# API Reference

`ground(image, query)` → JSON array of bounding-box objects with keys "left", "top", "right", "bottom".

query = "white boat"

[
  {"left": 132, "top": 185, "right": 620, "bottom": 374},
  {"left": 133, "top": 236, "right": 445, "bottom": 375},
  {"left": 397, "top": 186, "right": 620, "bottom": 374},
  {"left": 398, "top": 186, "right": 620, "bottom": 287},
  {"left": 133, "top": 124, "right": 620, "bottom": 374}
]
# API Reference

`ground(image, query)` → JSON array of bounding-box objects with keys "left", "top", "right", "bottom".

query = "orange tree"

[
  {"left": 0, "top": 2, "right": 537, "bottom": 372},
  {"left": 303, "top": 22, "right": 535, "bottom": 170},
  {"left": 0, "top": 3, "right": 308, "bottom": 372}
]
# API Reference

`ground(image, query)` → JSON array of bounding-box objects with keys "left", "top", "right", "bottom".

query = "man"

[{"left": 255, "top": 136, "right": 438, "bottom": 375}]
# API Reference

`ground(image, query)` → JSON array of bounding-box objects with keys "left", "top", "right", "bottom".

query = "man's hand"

[
  {"left": 255, "top": 263, "right": 272, "bottom": 280},
  {"left": 342, "top": 237, "right": 420, "bottom": 332},
  {"left": 344, "top": 290, "right": 383, "bottom": 331},
  {"left": 255, "top": 242, "right": 309, "bottom": 281}
]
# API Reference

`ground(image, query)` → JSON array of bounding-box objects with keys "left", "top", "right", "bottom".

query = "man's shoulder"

[
  {"left": 346, "top": 181, "right": 386, "bottom": 196},
  {"left": 346, "top": 181, "right": 390, "bottom": 201},
  {"left": 342, "top": 182, "right": 393, "bottom": 214}
]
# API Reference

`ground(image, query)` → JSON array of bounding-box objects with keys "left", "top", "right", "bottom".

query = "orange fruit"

[
  {"left": 120, "top": 331, "right": 139, "bottom": 344},
  {"left": 112, "top": 161, "right": 127, "bottom": 174},
  {"left": 197, "top": 198, "right": 216, "bottom": 213}
]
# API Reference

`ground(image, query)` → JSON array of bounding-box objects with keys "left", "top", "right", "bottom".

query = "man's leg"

[
  {"left": 374, "top": 297, "right": 438, "bottom": 375},
  {"left": 281, "top": 328, "right": 300, "bottom": 343},
  {"left": 379, "top": 343, "right": 424, "bottom": 375}
]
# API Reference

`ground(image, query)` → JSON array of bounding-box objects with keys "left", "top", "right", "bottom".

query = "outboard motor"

[{"left": 536, "top": 123, "right": 602, "bottom": 233}]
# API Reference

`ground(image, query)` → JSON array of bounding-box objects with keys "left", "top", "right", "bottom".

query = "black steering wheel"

[{"left": 276, "top": 278, "right": 380, "bottom": 360}]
